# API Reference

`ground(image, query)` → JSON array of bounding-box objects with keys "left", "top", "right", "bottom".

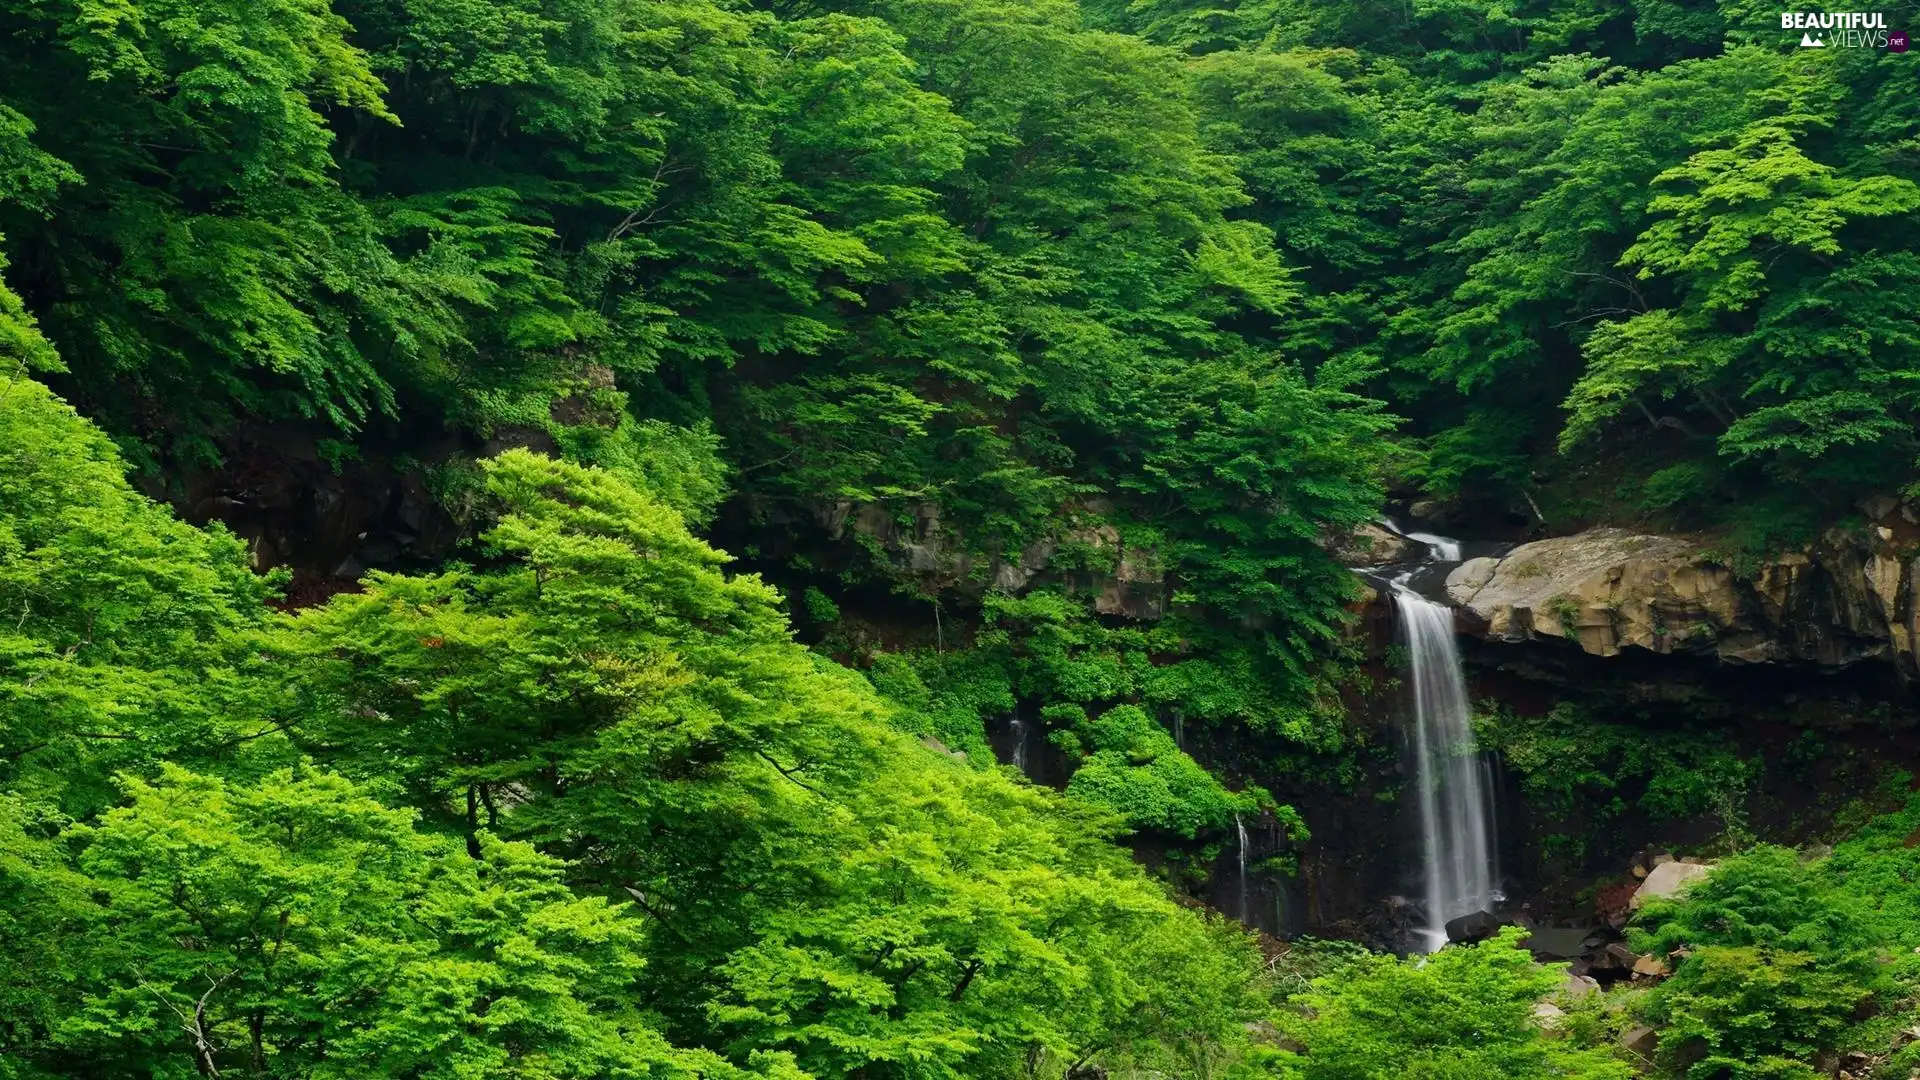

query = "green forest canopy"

[
  {"left": 0, "top": 373, "right": 1270, "bottom": 1077},
  {"left": 2, "top": 0, "right": 1919, "bottom": 1074}
]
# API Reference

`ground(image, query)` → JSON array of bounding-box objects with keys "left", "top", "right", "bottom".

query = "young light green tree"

[
  {"left": 1274, "top": 929, "right": 1633, "bottom": 1080},
  {"left": 280, "top": 449, "right": 1272, "bottom": 1077},
  {"left": 3, "top": 765, "right": 788, "bottom": 1080}
]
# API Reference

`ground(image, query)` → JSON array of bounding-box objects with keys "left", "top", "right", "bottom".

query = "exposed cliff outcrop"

[
  {"left": 810, "top": 499, "right": 1169, "bottom": 618},
  {"left": 1325, "top": 522, "right": 1419, "bottom": 567},
  {"left": 1444, "top": 506, "right": 1920, "bottom": 678}
]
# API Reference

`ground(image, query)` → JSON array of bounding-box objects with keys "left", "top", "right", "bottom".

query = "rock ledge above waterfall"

[{"left": 1442, "top": 517, "right": 1920, "bottom": 677}]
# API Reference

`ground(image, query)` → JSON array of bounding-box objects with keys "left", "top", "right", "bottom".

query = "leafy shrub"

[
  {"left": 1272, "top": 928, "right": 1633, "bottom": 1080},
  {"left": 1063, "top": 705, "right": 1272, "bottom": 836},
  {"left": 1633, "top": 844, "right": 1912, "bottom": 1075},
  {"left": 802, "top": 585, "right": 841, "bottom": 624}
]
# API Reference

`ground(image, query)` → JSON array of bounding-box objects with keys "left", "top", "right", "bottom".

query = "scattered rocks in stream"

[{"left": 1501, "top": 849, "right": 1714, "bottom": 986}]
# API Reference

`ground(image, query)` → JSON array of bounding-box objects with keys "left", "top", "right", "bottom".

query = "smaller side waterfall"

[
  {"left": 1010, "top": 716, "right": 1029, "bottom": 773},
  {"left": 1236, "top": 814, "right": 1251, "bottom": 924}
]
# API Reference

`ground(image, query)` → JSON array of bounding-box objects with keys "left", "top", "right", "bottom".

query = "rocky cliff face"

[
  {"left": 808, "top": 498, "right": 1170, "bottom": 618},
  {"left": 1444, "top": 504, "right": 1920, "bottom": 679}
]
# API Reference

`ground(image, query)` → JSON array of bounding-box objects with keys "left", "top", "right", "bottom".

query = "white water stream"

[
  {"left": 1350, "top": 522, "right": 1502, "bottom": 950},
  {"left": 1393, "top": 584, "right": 1500, "bottom": 950},
  {"left": 1379, "top": 516, "right": 1461, "bottom": 561},
  {"left": 1235, "top": 813, "right": 1250, "bottom": 924},
  {"left": 1359, "top": 522, "right": 1505, "bottom": 949}
]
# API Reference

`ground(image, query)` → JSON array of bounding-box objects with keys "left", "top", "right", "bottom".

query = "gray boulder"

[{"left": 1632, "top": 861, "right": 1713, "bottom": 909}]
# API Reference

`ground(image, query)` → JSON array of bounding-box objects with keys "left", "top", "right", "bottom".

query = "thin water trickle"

[
  {"left": 1235, "top": 813, "right": 1250, "bottom": 924},
  {"left": 1010, "top": 716, "right": 1029, "bottom": 773},
  {"left": 1392, "top": 581, "right": 1498, "bottom": 951}
]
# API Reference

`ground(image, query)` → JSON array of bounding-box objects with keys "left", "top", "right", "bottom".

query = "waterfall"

[
  {"left": 1010, "top": 716, "right": 1029, "bottom": 773},
  {"left": 1404, "top": 531, "right": 1461, "bottom": 562},
  {"left": 1235, "top": 813, "right": 1250, "bottom": 924},
  {"left": 1392, "top": 583, "right": 1498, "bottom": 952},
  {"left": 1378, "top": 517, "right": 1463, "bottom": 562}
]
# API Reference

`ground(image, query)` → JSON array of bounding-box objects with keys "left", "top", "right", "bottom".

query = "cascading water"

[
  {"left": 1393, "top": 582, "right": 1500, "bottom": 952},
  {"left": 1010, "top": 716, "right": 1029, "bottom": 773},
  {"left": 1378, "top": 516, "right": 1462, "bottom": 562},
  {"left": 1235, "top": 813, "right": 1251, "bottom": 924},
  {"left": 1343, "top": 521, "right": 1503, "bottom": 950},
  {"left": 1402, "top": 531, "right": 1461, "bottom": 562}
]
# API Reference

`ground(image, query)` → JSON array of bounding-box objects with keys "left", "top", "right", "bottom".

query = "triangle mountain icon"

[{"left": 1800, "top": 31, "right": 1826, "bottom": 46}]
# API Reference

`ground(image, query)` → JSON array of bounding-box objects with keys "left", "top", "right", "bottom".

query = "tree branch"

[{"left": 756, "top": 749, "right": 825, "bottom": 795}]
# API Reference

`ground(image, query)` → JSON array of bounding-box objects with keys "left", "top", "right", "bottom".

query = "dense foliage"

[
  {"left": 1621, "top": 797, "right": 1920, "bottom": 1078},
  {"left": 1273, "top": 928, "right": 1632, "bottom": 1080},
  {"left": 2, "top": 0, "right": 1913, "bottom": 821},
  {"left": 0, "top": 369, "right": 1286, "bottom": 1077},
  {"left": 1097, "top": 0, "right": 1920, "bottom": 545},
  {"left": 3, "top": 0, "right": 1920, "bottom": 1072},
  {"left": 1472, "top": 701, "right": 1768, "bottom": 866}
]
